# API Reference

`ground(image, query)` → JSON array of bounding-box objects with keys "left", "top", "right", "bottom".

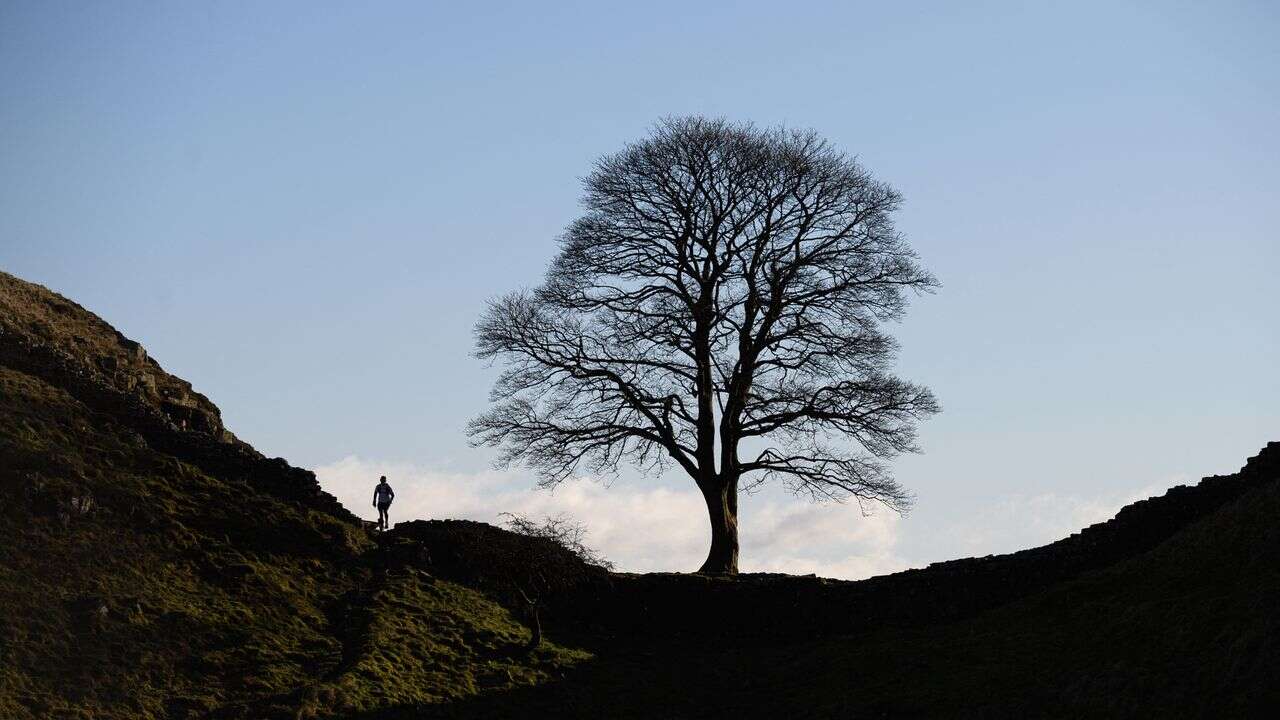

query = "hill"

[
  {"left": 1, "top": 269, "right": 1276, "bottom": 719},
  {"left": 0, "top": 271, "right": 588, "bottom": 719}
]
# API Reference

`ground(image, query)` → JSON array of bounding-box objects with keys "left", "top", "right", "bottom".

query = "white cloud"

[
  {"left": 315, "top": 457, "right": 1187, "bottom": 581},
  {"left": 314, "top": 456, "right": 909, "bottom": 580},
  {"left": 739, "top": 499, "right": 907, "bottom": 578},
  {"left": 940, "top": 476, "right": 1186, "bottom": 557}
]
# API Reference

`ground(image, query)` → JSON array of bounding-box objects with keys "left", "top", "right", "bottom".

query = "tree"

[{"left": 468, "top": 117, "right": 939, "bottom": 574}]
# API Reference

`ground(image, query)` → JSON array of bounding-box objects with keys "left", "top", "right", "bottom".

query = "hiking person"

[{"left": 372, "top": 476, "right": 395, "bottom": 530}]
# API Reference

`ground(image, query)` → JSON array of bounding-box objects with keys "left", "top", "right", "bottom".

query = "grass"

[{"left": 0, "top": 366, "right": 589, "bottom": 720}]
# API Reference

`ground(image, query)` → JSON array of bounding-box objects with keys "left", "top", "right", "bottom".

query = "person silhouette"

[{"left": 372, "top": 475, "right": 395, "bottom": 531}]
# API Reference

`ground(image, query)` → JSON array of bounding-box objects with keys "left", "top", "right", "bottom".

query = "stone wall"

[{"left": 545, "top": 443, "right": 1280, "bottom": 640}]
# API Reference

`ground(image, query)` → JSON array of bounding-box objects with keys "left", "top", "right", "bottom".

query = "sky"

[{"left": 2, "top": 1, "right": 1277, "bottom": 577}]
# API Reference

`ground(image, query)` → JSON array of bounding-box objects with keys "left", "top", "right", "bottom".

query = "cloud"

[
  {"left": 315, "top": 457, "right": 1187, "bottom": 581},
  {"left": 739, "top": 498, "right": 907, "bottom": 578},
  {"left": 940, "top": 476, "right": 1186, "bottom": 557},
  {"left": 314, "top": 456, "right": 909, "bottom": 580}
]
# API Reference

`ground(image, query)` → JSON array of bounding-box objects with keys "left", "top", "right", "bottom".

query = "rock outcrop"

[{"left": 0, "top": 270, "right": 352, "bottom": 521}]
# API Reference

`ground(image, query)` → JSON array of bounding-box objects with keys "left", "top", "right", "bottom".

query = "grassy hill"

[
  {"left": 2, "top": 269, "right": 1275, "bottom": 719},
  {"left": 0, "top": 271, "right": 588, "bottom": 719}
]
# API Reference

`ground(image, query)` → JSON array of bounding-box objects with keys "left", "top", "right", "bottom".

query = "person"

[{"left": 372, "top": 475, "right": 395, "bottom": 530}]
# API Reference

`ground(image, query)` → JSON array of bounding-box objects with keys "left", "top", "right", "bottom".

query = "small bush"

[{"left": 500, "top": 512, "right": 614, "bottom": 571}]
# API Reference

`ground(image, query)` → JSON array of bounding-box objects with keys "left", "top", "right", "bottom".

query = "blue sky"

[{"left": 3, "top": 1, "right": 1276, "bottom": 575}]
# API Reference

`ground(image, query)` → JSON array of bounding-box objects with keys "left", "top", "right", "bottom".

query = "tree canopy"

[{"left": 469, "top": 117, "right": 939, "bottom": 574}]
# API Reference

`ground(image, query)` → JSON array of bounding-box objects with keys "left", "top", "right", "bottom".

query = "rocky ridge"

[{"left": 0, "top": 270, "right": 352, "bottom": 520}]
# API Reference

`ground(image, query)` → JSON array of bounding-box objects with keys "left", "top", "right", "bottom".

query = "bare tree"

[{"left": 468, "top": 117, "right": 939, "bottom": 574}]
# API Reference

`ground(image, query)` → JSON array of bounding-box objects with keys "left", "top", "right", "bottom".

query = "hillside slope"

[
  {"left": 0, "top": 272, "right": 587, "bottom": 719},
  {"left": 2, "top": 269, "right": 1275, "bottom": 719}
]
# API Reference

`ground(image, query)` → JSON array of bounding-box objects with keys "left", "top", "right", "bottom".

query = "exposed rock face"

[
  {"left": 0, "top": 270, "right": 353, "bottom": 521},
  {"left": 0, "top": 271, "right": 235, "bottom": 444}
]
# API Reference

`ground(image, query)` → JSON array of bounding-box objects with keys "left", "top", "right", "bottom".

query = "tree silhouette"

[{"left": 469, "top": 117, "right": 939, "bottom": 574}]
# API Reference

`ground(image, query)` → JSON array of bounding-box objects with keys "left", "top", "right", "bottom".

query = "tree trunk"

[
  {"left": 522, "top": 604, "right": 542, "bottom": 654},
  {"left": 697, "top": 480, "right": 739, "bottom": 574},
  {"left": 516, "top": 587, "right": 541, "bottom": 653}
]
